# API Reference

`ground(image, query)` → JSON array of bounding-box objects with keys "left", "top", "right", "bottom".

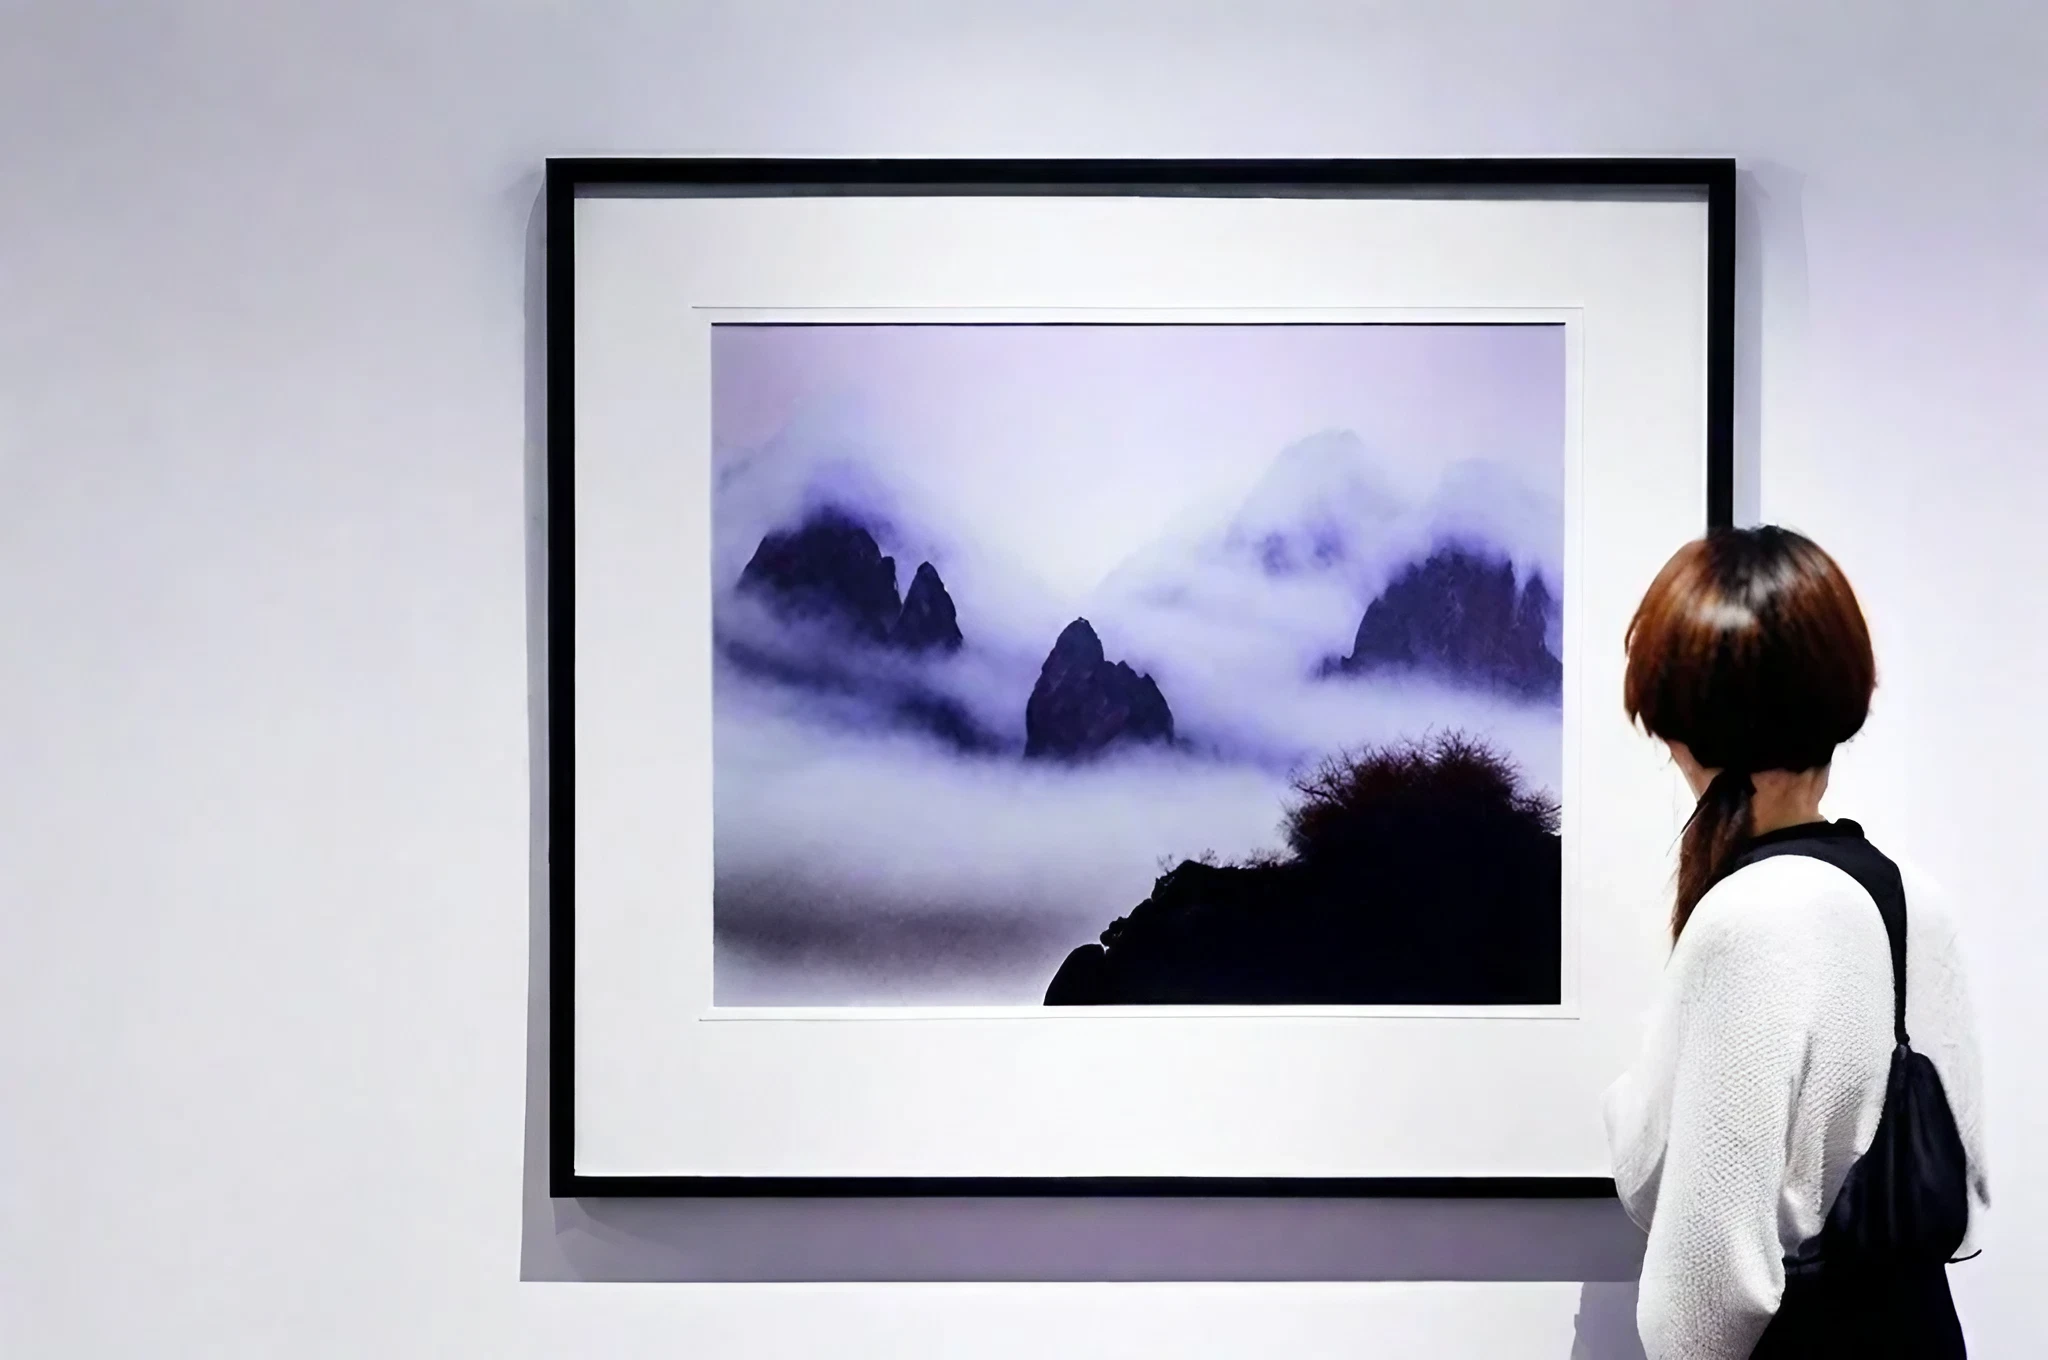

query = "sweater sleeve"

[
  {"left": 1603, "top": 998, "right": 1675, "bottom": 1234},
  {"left": 1637, "top": 897, "right": 1811, "bottom": 1360}
]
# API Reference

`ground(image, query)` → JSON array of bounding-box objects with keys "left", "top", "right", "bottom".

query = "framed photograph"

[{"left": 550, "top": 158, "right": 1735, "bottom": 1196}]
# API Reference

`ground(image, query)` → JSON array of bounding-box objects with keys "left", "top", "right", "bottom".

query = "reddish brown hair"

[{"left": 1624, "top": 526, "right": 1876, "bottom": 938}]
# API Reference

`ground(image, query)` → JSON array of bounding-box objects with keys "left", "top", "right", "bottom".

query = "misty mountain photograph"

[{"left": 710, "top": 321, "right": 1565, "bottom": 1007}]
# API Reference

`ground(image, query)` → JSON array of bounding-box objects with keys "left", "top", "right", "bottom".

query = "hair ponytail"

[{"left": 1673, "top": 768, "right": 1755, "bottom": 938}]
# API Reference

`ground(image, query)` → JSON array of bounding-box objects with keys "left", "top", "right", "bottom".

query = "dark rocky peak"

[
  {"left": 891, "top": 561, "right": 964, "bottom": 653},
  {"left": 736, "top": 508, "right": 902, "bottom": 642},
  {"left": 1025, "top": 619, "right": 1174, "bottom": 760},
  {"left": 1046, "top": 618, "right": 1106, "bottom": 669},
  {"left": 1515, "top": 573, "right": 1554, "bottom": 640},
  {"left": 1335, "top": 544, "right": 1561, "bottom": 700}
]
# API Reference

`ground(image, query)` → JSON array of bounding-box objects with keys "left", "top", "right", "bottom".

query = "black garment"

[{"left": 1731, "top": 821, "right": 1972, "bottom": 1359}]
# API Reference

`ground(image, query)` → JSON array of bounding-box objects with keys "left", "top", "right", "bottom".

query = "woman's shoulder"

[
  {"left": 1690, "top": 852, "right": 1881, "bottom": 941},
  {"left": 1683, "top": 834, "right": 1967, "bottom": 977},
  {"left": 1672, "top": 854, "right": 1890, "bottom": 993}
]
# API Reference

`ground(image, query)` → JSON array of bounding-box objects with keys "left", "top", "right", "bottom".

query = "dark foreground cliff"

[{"left": 1044, "top": 733, "right": 1561, "bottom": 1005}]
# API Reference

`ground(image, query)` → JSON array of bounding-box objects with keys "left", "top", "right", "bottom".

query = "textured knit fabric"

[{"left": 1603, "top": 853, "right": 1990, "bottom": 1359}]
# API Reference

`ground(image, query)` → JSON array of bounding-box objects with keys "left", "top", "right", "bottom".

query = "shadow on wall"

[
  {"left": 1574, "top": 1284, "right": 1647, "bottom": 1359},
  {"left": 515, "top": 177, "right": 1653, "bottom": 1318},
  {"left": 1733, "top": 161, "right": 1808, "bottom": 526}
]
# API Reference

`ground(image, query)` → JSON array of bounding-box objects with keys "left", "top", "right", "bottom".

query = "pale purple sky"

[{"left": 711, "top": 323, "right": 1564, "bottom": 598}]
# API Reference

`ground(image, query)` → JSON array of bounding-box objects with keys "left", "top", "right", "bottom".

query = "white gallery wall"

[{"left": 2, "top": 2, "right": 2043, "bottom": 1356}]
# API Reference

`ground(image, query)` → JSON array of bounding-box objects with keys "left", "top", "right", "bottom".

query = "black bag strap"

[{"left": 1729, "top": 820, "right": 1908, "bottom": 1047}]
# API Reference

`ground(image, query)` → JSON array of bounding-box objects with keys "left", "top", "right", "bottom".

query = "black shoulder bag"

[{"left": 1738, "top": 820, "right": 1973, "bottom": 1359}]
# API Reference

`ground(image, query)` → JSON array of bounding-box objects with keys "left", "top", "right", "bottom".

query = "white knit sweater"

[{"left": 1603, "top": 851, "right": 1991, "bottom": 1359}]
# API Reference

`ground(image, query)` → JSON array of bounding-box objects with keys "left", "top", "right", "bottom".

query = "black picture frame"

[{"left": 546, "top": 156, "right": 1738, "bottom": 1199}]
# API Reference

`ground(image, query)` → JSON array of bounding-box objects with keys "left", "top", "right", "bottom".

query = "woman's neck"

[{"left": 1749, "top": 767, "right": 1831, "bottom": 837}]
